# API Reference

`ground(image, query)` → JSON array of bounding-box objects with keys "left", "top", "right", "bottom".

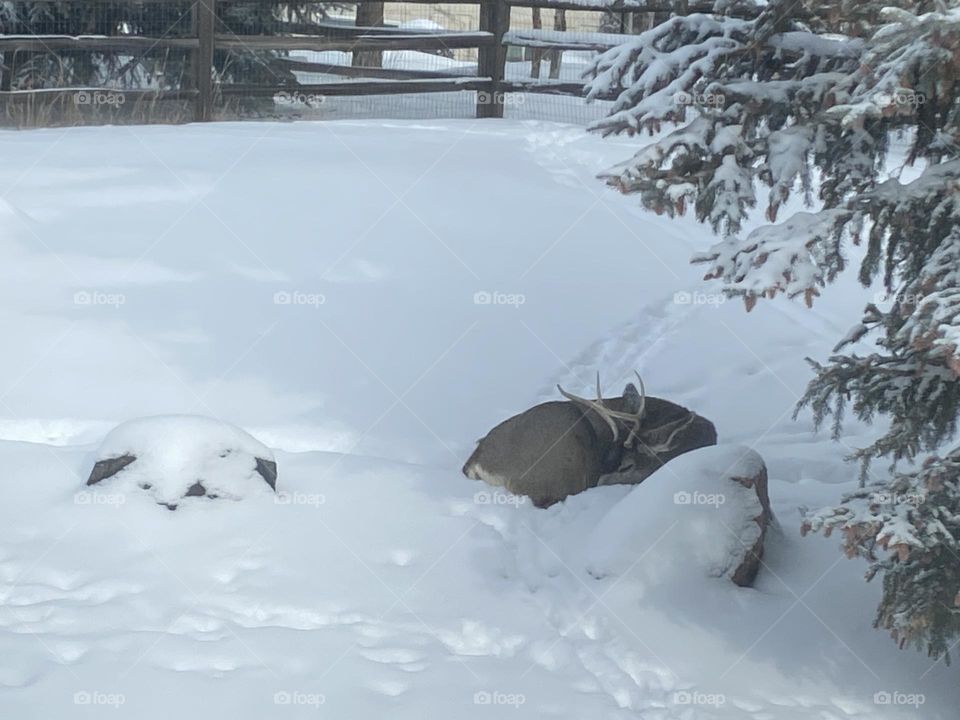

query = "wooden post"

[
  {"left": 0, "top": 52, "right": 12, "bottom": 92},
  {"left": 353, "top": 2, "right": 385, "bottom": 68},
  {"left": 547, "top": 8, "right": 565, "bottom": 80},
  {"left": 194, "top": 0, "right": 216, "bottom": 121},
  {"left": 477, "top": 0, "right": 509, "bottom": 118},
  {"left": 530, "top": 7, "right": 543, "bottom": 79}
]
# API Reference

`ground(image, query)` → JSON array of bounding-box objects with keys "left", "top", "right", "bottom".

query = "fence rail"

[{"left": 0, "top": 0, "right": 698, "bottom": 124}]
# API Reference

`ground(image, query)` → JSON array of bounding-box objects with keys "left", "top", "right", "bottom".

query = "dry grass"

[{"left": 1, "top": 91, "right": 195, "bottom": 129}]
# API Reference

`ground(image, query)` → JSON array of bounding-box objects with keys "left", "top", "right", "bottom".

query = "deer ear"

[{"left": 622, "top": 383, "right": 641, "bottom": 413}]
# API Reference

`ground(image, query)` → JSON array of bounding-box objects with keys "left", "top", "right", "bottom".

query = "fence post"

[
  {"left": 194, "top": 0, "right": 216, "bottom": 121},
  {"left": 477, "top": 0, "right": 509, "bottom": 118},
  {"left": 353, "top": 2, "right": 385, "bottom": 68},
  {"left": 0, "top": 53, "right": 11, "bottom": 92}
]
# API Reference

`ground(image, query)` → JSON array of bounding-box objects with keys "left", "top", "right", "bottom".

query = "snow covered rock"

[
  {"left": 85, "top": 415, "right": 277, "bottom": 510},
  {"left": 585, "top": 444, "right": 772, "bottom": 587}
]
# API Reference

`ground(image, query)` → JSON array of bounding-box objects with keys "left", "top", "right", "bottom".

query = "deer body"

[
  {"left": 463, "top": 375, "right": 717, "bottom": 508},
  {"left": 463, "top": 401, "right": 603, "bottom": 508}
]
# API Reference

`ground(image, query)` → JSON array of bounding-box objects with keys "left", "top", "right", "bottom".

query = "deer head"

[{"left": 557, "top": 372, "right": 706, "bottom": 476}]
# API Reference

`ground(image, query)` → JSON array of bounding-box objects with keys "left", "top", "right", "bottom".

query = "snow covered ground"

[{"left": 0, "top": 119, "right": 954, "bottom": 718}]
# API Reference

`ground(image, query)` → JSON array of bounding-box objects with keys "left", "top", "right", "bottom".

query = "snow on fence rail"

[
  {"left": 503, "top": 28, "right": 625, "bottom": 51},
  {"left": 0, "top": 0, "right": 753, "bottom": 124}
]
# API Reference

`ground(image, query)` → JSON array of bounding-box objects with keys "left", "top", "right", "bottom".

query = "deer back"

[{"left": 463, "top": 401, "right": 605, "bottom": 507}]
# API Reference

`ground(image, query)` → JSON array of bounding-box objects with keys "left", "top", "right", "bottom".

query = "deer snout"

[
  {"left": 462, "top": 445, "right": 481, "bottom": 480},
  {"left": 462, "top": 460, "right": 479, "bottom": 480}
]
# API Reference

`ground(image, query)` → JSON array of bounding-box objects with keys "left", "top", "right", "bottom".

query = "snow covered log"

[
  {"left": 85, "top": 415, "right": 277, "bottom": 510},
  {"left": 586, "top": 444, "right": 772, "bottom": 587}
]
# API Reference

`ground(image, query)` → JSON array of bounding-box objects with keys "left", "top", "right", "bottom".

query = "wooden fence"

[{"left": 0, "top": 0, "right": 732, "bottom": 123}]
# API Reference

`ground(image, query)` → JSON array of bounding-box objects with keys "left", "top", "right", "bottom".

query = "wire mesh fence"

[{"left": 0, "top": 0, "right": 628, "bottom": 127}]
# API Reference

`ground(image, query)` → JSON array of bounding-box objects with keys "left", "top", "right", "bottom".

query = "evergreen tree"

[{"left": 585, "top": 0, "right": 960, "bottom": 660}]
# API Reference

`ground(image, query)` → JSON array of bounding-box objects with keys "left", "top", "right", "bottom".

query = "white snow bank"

[
  {"left": 585, "top": 445, "right": 767, "bottom": 582},
  {"left": 87, "top": 415, "right": 276, "bottom": 507},
  {"left": 1, "top": 439, "right": 948, "bottom": 719},
  {"left": 0, "top": 121, "right": 952, "bottom": 719}
]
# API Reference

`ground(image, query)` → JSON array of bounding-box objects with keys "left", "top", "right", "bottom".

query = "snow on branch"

[
  {"left": 584, "top": 2, "right": 863, "bottom": 239},
  {"left": 585, "top": 14, "right": 753, "bottom": 135},
  {"left": 693, "top": 208, "right": 852, "bottom": 307},
  {"left": 801, "top": 447, "right": 960, "bottom": 657}
]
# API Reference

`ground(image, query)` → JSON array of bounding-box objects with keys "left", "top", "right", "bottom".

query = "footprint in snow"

[
  {"left": 52, "top": 642, "right": 87, "bottom": 664},
  {"left": 359, "top": 647, "right": 427, "bottom": 668},
  {"left": 384, "top": 549, "right": 416, "bottom": 567},
  {"left": 368, "top": 679, "right": 409, "bottom": 697}
]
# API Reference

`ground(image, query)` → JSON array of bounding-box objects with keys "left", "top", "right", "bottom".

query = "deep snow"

[{"left": 0, "top": 119, "right": 954, "bottom": 719}]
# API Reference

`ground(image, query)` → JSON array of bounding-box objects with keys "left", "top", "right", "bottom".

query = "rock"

[
  {"left": 584, "top": 444, "right": 773, "bottom": 588},
  {"left": 84, "top": 415, "right": 277, "bottom": 509},
  {"left": 86, "top": 454, "right": 136, "bottom": 486},
  {"left": 254, "top": 457, "right": 278, "bottom": 490},
  {"left": 727, "top": 456, "right": 772, "bottom": 587}
]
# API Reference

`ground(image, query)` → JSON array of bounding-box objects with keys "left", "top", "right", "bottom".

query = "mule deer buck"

[{"left": 462, "top": 373, "right": 717, "bottom": 508}]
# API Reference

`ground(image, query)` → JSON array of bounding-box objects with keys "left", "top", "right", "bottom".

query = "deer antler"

[
  {"left": 593, "top": 371, "right": 647, "bottom": 447},
  {"left": 560, "top": 371, "right": 703, "bottom": 466},
  {"left": 557, "top": 375, "right": 620, "bottom": 442},
  {"left": 559, "top": 371, "right": 651, "bottom": 445},
  {"left": 633, "top": 412, "right": 698, "bottom": 458}
]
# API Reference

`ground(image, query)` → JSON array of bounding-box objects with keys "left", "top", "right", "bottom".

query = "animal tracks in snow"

[{"left": 541, "top": 293, "right": 696, "bottom": 403}]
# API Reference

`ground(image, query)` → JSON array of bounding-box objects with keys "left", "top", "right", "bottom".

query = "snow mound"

[
  {"left": 585, "top": 444, "right": 768, "bottom": 583},
  {"left": 85, "top": 415, "right": 277, "bottom": 509}
]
